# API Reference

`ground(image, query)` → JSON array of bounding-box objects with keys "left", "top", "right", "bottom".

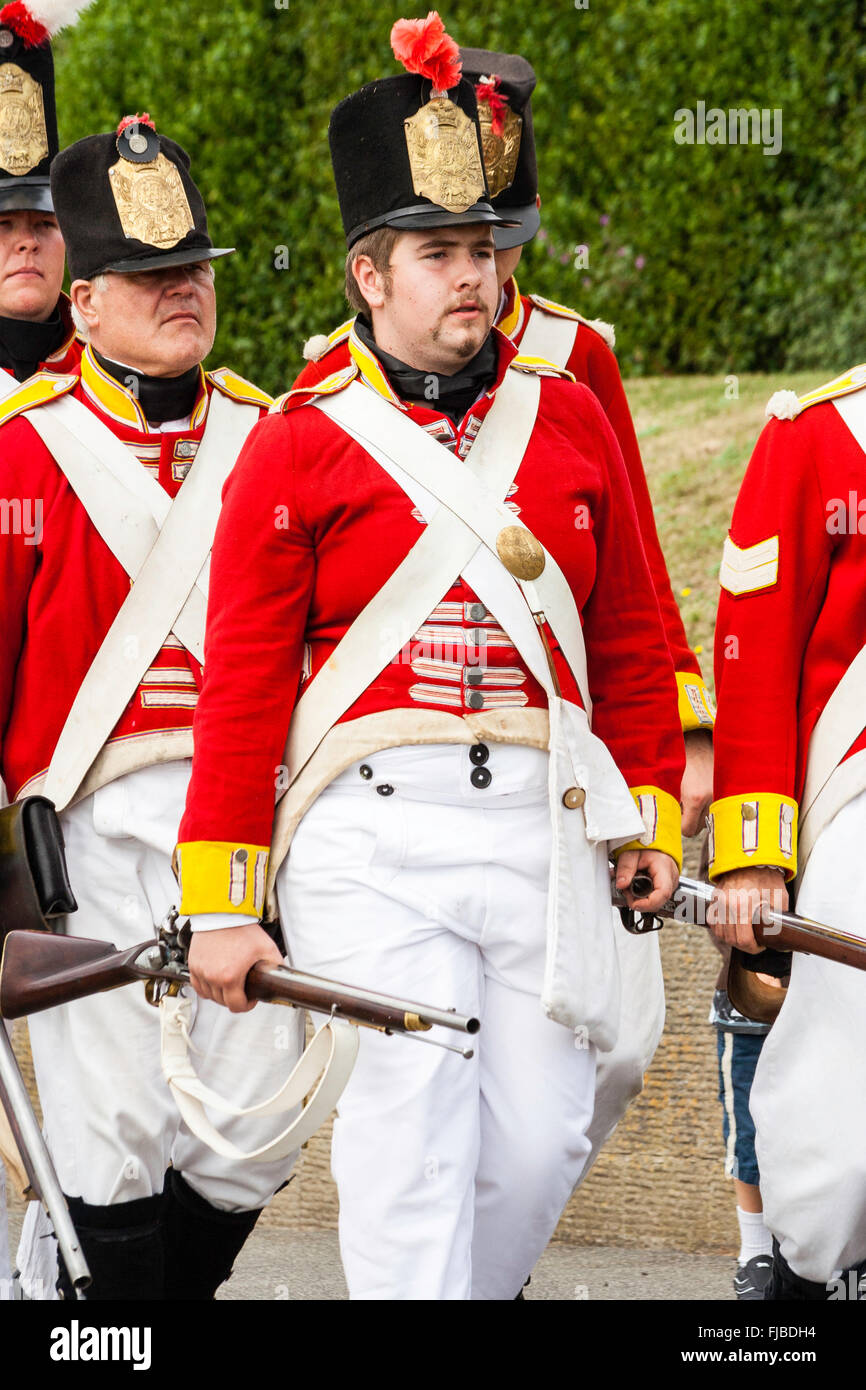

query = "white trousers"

[
  {"left": 751, "top": 788, "right": 866, "bottom": 1281},
  {"left": 25, "top": 763, "right": 303, "bottom": 1214},
  {"left": 277, "top": 743, "right": 598, "bottom": 1300}
]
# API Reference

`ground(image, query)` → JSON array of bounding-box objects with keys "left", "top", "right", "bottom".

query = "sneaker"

[{"left": 734, "top": 1254, "right": 774, "bottom": 1299}]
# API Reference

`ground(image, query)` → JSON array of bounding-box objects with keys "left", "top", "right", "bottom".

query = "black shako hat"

[
  {"left": 51, "top": 114, "right": 234, "bottom": 281},
  {"left": 0, "top": 1, "right": 93, "bottom": 212},
  {"left": 329, "top": 73, "right": 519, "bottom": 249},
  {"left": 459, "top": 48, "right": 539, "bottom": 251}
]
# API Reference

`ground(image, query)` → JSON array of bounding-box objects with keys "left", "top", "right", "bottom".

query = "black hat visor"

[
  {"left": 92, "top": 244, "right": 234, "bottom": 276},
  {"left": 0, "top": 178, "right": 54, "bottom": 213},
  {"left": 492, "top": 200, "right": 541, "bottom": 251}
]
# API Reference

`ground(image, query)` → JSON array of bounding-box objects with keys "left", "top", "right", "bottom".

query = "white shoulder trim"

[
  {"left": 527, "top": 293, "right": 616, "bottom": 350},
  {"left": 765, "top": 389, "right": 802, "bottom": 421},
  {"left": 302, "top": 334, "right": 331, "bottom": 362}
]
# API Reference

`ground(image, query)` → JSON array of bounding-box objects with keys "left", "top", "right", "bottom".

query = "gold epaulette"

[
  {"left": 528, "top": 293, "right": 616, "bottom": 351},
  {"left": 766, "top": 365, "right": 866, "bottom": 421},
  {"left": 279, "top": 363, "right": 358, "bottom": 411},
  {"left": 207, "top": 367, "right": 273, "bottom": 409},
  {"left": 302, "top": 318, "right": 355, "bottom": 363},
  {"left": 0, "top": 372, "right": 78, "bottom": 429},
  {"left": 510, "top": 353, "right": 576, "bottom": 382}
]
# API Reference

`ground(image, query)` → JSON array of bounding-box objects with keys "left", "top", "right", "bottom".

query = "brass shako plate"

[
  {"left": 0, "top": 63, "right": 48, "bottom": 176},
  {"left": 108, "top": 152, "right": 195, "bottom": 250},
  {"left": 477, "top": 101, "right": 522, "bottom": 197},
  {"left": 403, "top": 95, "right": 486, "bottom": 215}
]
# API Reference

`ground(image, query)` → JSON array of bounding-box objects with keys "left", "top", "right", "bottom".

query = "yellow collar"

[
  {"left": 346, "top": 325, "right": 405, "bottom": 408},
  {"left": 80, "top": 344, "right": 209, "bottom": 433},
  {"left": 496, "top": 275, "right": 523, "bottom": 339}
]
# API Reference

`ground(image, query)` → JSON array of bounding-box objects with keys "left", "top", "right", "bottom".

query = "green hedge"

[{"left": 53, "top": 0, "right": 866, "bottom": 391}]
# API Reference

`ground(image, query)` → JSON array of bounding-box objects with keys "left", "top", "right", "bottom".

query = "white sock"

[{"left": 737, "top": 1206, "right": 773, "bottom": 1263}]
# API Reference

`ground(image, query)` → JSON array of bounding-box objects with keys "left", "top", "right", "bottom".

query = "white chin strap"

[{"left": 159, "top": 992, "right": 359, "bottom": 1161}]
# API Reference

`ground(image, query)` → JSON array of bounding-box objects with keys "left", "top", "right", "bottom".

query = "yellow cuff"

[
  {"left": 612, "top": 787, "right": 683, "bottom": 870},
  {"left": 176, "top": 840, "right": 270, "bottom": 917},
  {"left": 676, "top": 671, "right": 716, "bottom": 732},
  {"left": 707, "top": 794, "right": 797, "bottom": 880}
]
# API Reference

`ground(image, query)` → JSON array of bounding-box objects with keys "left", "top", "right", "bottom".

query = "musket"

[
  {"left": 0, "top": 910, "right": 481, "bottom": 1058},
  {"left": 611, "top": 870, "right": 866, "bottom": 1021},
  {"left": 0, "top": 1025, "right": 90, "bottom": 1298},
  {"left": 0, "top": 797, "right": 90, "bottom": 1296}
]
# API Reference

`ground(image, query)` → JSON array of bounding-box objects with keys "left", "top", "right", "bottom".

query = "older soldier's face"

[
  {"left": 0, "top": 209, "right": 65, "bottom": 321},
  {"left": 357, "top": 224, "right": 498, "bottom": 375},
  {"left": 71, "top": 260, "right": 217, "bottom": 376}
]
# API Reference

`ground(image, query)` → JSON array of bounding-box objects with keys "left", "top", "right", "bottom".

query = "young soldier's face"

[
  {"left": 73, "top": 261, "right": 217, "bottom": 377},
  {"left": 0, "top": 209, "right": 65, "bottom": 321},
  {"left": 359, "top": 225, "right": 498, "bottom": 374}
]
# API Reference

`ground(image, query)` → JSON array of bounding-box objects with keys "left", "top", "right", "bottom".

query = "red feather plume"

[
  {"left": 390, "top": 11, "right": 462, "bottom": 95},
  {"left": 116, "top": 112, "right": 155, "bottom": 136},
  {"left": 475, "top": 75, "right": 508, "bottom": 138},
  {"left": 0, "top": 3, "right": 48, "bottom": 46}
]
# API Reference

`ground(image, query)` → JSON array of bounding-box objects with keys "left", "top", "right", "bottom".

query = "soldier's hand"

[
  {"left": 680, "top": 729, "right": 713, "bottom": 837},
  {"left": 710, "top": 868, "right": 789, "bottom": 954},
  {"left": 188, "top": 922, "right": 284, "bottom": 1013},
  {"left": 615, "top": 848, "right": 679, "bottom": 912}
]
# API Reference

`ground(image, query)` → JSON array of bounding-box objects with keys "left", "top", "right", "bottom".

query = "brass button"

[
  {"left": 562, "top": 787, "right": 586, "bottom": 810},
  {"left": 495, "top": 525, "right": 546, "bottom": 580},
  {"left": 741, "top": 803, "right": 758, "bottom": 821},
  {"left": 359, "top": 764, "right": 373, "bottom": 779}
]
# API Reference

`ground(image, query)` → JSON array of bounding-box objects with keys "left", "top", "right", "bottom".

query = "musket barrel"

[{"left": 246, "top": 962, "right": 480, "bottom": 1036}]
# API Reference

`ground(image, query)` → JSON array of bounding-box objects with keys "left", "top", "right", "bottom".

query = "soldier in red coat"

[
  {"left": 711, "top": 370, "right": 866, "bottom": 1297},
  {"left": 292, "top": 38, "right": 709, "bottom": 1194},
  {"left": 177, "top": 16, "right": 684, "bottom": 1300},
  {"left": 0, "top": 0, "right": 87, "bottom": 1303},
  {"left": 0, "top": 113, "right": 301, "bottom": 1301}
]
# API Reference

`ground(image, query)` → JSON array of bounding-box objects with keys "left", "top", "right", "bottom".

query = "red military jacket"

[
  {"left": 710, "top": 369, "right": 866, "bottom": 879},
  {"left": 176, "top": 327, "right": 684, "bottom": 919},
  {"left": 293, "top": 276, "right": 712, "bottom": 735},
  {"left": 0, "top": 345, "right": 272, "bottom": 800}
]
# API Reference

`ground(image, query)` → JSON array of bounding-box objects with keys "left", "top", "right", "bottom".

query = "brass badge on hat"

[
  {"left": 477, "top": 100, "right": 522, "bottom": 197},
  {"left": 404, "top": 95, "right": 486, "bottom": 214},
  {"left": 108, "top": 153, "right": 194, "bottom": 249},
  {"left": 0, "top": 63, "right": 48, "bottom": 175}
]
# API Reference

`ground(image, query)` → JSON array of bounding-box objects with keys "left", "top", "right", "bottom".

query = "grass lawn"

[{"left": 625, "top": 370, "right": 826, "bottom": 688}]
